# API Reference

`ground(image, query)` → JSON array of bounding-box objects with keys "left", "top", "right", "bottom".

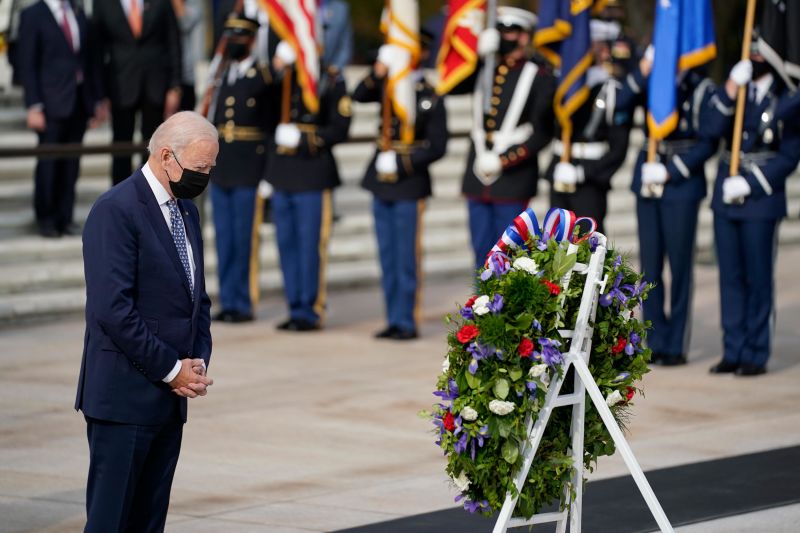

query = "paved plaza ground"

[{"left": 2, "top": 243, "right": 800, "bottom": 532}]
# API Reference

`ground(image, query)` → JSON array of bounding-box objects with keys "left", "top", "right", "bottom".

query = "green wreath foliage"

[{"left": 428, "top": 235, "right": 651, "bottom": 518}]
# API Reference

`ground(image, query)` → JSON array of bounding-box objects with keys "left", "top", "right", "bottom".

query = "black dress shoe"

[
  {"left": 375, "top": 326, "right": 398, "bottom": 339},
  {"left": 658, "top": 354, "right": 687, "bottom": 366},
  {"left": 735, "top": 364, "right": 767, "bottom": 376},
  {"left": 291, "top": 319, "right": 321, "bottom": 332},
  {"left": 276, "top": 319, "right": 294, "bottom": 330},
  {"left": 213, "top": 310, "right": 233, "bottom": 322},
  {"left": 227, "top": 311, "right": 254, "bottom": 323},
  {"left": 649, "top": 352, "right": 664, "bottom": 364},
  {"left": 390, "top": 328, "right": 418, "bottom": 340},
  {"left": 709, "top": 360, "right": 739, "bottom": 374},
  {"left": 60, "top": 223, "right": 81, "bottom": 236},
  {"left": 38, "top": 226, "right": 61, "bottom": 238}
]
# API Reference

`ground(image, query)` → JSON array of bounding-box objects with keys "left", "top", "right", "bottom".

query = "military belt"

[
  {"left": 720, "top": 150, "right": 777, "bottom": 167},
  {"left": 217, "top": 124, "right": 265, "bottom": 142},
  {"left": 553, "top": 140, "right": 607, "bottom": 160},
  {"left": 376, "top": 141, "right": 427, "bottom": 155},
  {"left": 642, "top": 139, "right": 697, "bottom": 158}
]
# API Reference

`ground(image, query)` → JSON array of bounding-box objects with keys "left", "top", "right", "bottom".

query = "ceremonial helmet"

[
  {"left": 224, "top": 13, "right": 260, "bottom": 38},
  {"left": 496, "top": 6, "right": 538, "bottom": 33}
]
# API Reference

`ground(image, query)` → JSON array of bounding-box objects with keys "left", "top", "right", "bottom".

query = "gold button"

[
  {"left": 225, "top": 120, "right": 234, "bottom": 128},
  {"left": 487, "top": 119, "right": 496, "bottom": 128},
  {"left": 491, "top": 97, "right": 501, "bottom": 105},
  {"left": 509, "top": 152, "right": 518, "bottom": 161},
  {"left": 500, "top": 156, "right": 508, "bottom": 165},
  {"left": 498, "top": 65, "right": 509, "bottom": 75},
  {"left": 256, "top": 145, "right": 265, "bottom": 154},
  {"left": 493, "top": 86, "right": 502, "bottom": 95},
  {"left": 517, "top": 147, "right": 526, "bottom": 156},
  {"left": 225, "top": 108, "right": 234, "bottom": 118},
  {"left": 495, "top": 75, "right": 505, "bottom": 84},
  {"left": 225, "top": 96, "right": 235, "bottom": 106},
  {"left": 489, "top": 108, "right": 498, "bottom": 116},
  {"left": 247, "top": 98, "right": 256, "bottom": 107}
]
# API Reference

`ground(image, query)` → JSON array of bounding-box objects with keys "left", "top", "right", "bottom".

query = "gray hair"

[{"left": 147, "top": 111, "right": 218, "bottom": 157}]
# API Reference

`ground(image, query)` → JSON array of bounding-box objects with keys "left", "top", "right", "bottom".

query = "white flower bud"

[
  {"left": 488, "top": 399, "right": 515, "bottom": 416},
  {"left": 606, "top": 390, "right": 624, "bottom": 407},
  {"left": 453, "top": 471, "right": 471, "bottom": 491},
  {"left": 461, "top": 406, "right": 478, "bottom": 421},
  {"left": 512, "top": 256, "right": 539, "bottom": 275}
]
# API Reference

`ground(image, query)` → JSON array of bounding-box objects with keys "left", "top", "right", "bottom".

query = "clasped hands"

[{"left": 169, "top": 358, "right": 213, "bottom": 399}]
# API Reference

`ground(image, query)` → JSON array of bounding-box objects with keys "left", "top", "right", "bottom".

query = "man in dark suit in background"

[
  {"left": 77, "top": 111, "right": 216, "bottom": 532},
  {"left": 92, "top": 0, "right": 182, "bottom": 185},
  {"left": 17, "top": 0, "right": 105, "bottom": 238}
]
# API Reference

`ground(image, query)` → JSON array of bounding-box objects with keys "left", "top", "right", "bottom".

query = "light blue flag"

[{"left": 647, "top": 0, "right": 717, "bottom": 140}]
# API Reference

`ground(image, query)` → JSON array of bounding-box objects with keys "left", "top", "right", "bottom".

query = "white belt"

[{"left": 552, "top": 140, "right": 608, "bottom": 160}]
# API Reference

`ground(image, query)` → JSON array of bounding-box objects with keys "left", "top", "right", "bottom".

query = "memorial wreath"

[{"left": 427, "top": 208, "right": 652, "bottom": 518}]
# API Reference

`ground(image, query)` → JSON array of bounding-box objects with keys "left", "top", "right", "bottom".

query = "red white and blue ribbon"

[{"left": 484, "top": 207, "right": 597, "bottom": 266}]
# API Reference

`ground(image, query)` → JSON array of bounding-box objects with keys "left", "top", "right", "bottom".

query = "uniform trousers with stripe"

[
  {"left": 210, "top": 183, "right": 257, "bottom": 315},
  {"left": 713, "top": 213, "right": 779, "bottom": 368},
  {"left": 84, "top": 414, "right": 182, "bottom": 533},
  {"left": 636, "top": 198, "right": 700, "bottom": 357},
  {"left": 272, "top": 189, "right": 332, "bottom": 324},
  {"left": 467, "top": 199, "right": 528, "bottom": 271},
  {"left": 373, "top": 198, "right": 424, "bottom": 332}
]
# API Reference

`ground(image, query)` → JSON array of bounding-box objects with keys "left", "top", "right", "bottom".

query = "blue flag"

[
  {"left": 535, "top": 0, "right": 605, "bottom": 138},
  {"left": 648, "top": 0, "right": 716, "bottom": 140}
]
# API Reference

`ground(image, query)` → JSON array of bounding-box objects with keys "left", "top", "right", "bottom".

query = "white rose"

[
  {"left": 512, "top": 256, "right": 539, "bottom": 275},
  {"left": 488, "top": 399, "right": 515, "bottom": 416},
  {"left": 442, "top": 357, "right": 450, "bottom": 374},
  {"left": 621, "top": 309, "right": 632, "bottom": 321},
  {"left": 453, "top": 471, "right": 471, "bottom": 492},
  {"left": 606, "top": 390, "right": 624, "bottom": 407},
  {"left": 473, "top": 295, "right": 490, "bottom": 316},
  {"left": 528, "top": 364, "right": 550, "bottom": 386},
  {"left": 461, "top": 406, "right": 478, "bottom": 421}
]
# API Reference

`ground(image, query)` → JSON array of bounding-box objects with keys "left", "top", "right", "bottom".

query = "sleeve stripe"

[
  {"left": 711, "top": 95, "right": 734, "bottom": 116},
  {"left": 626, "top": 73, "right": 641, "bottom": 94},
  {"left": 673, "top": 155, "right": 691, "bottom": 179},
  {"left": 752, "top": 164, "right": 773, "bottom": 195}
]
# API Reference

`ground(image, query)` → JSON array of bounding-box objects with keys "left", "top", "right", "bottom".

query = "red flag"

[
  {"left": 436, "top": 0, "right": 485, "bottom": 95},
  {"left": 260, "top": 0, "right": 320, "bottom": 114}
]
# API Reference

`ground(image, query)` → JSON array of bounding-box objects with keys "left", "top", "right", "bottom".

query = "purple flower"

[
  {"left": 625, "top": 333, "right": 642, "bottom": 356},
  {"left": 466, "top": 342, "right": 493, "bottom": 375},
  {"left": 526, "top": 381, "right": 538, "bottom": 395},
  {"left": 433, "top": 379, "right": 459, "bottom": 403},
  {"left": 535, "top": 337, "right": 563, "bottom": 366},
  {"left": 613, "top": 255, "right": 623, "bottom": 269},
  {"left": 483, "top": 252, "right": 511, "bottom": 280},
  {"left": 459, "top": 307, "right": 475, "bottom": 321},
  {"left": 463, "top": 499, "right": 492, "bottom": 513},
  {"left": 589, "top": 235, "right": 599, "bottom": 252},
  {"left": 536, "top": 237, "right": 549, "bottom": 251},
  {"left": 488, "top": 294, "right": 504, "bottom": 314},
  {"left": 532, "top": 319, "right": 542, "bottom": 332},
  {"left": 600, "top": 273, "right": 629, "bottom": 308},
  {"left": 611, "top": 372, "right": 630, "bottom": 384}
]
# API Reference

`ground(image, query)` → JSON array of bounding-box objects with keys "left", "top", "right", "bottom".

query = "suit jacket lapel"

[
  {"left": 41, "top": 2, "right": 74, "bottom": 51},
  {"left": 134, "top": 172, "right": 194, "bottom": 300}
]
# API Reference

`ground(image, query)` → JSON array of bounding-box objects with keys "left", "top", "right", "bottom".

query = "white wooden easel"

[{"left": 492, "top": 235, "right": 674, "bottom": 533}]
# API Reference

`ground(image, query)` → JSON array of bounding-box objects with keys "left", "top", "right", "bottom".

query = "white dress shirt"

[
  {"left": 119, "top": 0, "right": 144, "bottom": 18},
  {"left": 44, "top": 0, "right": 80, "bottom": 52},
  {"left": 141, "top": 162, "right": 197, "bottom": 383}
]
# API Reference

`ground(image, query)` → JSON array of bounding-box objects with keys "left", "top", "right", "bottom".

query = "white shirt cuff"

[{"left": 162, "top": 360, "right": 181, "bottom": 383}]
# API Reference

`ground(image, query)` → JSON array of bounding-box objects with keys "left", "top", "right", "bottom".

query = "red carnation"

[
  {"left": 626, "top": 387, "right": 635, "bottom": 401},
  {"left": 465, "top": 295, "right": 478, "bottom": 308},
  {"left": 518, "top": 337, "right": 534, "bottom": 357},
  {"left": 611, "top": 337, "right": 627, "bottom": 354},
  {"left": 457, "top": 324, "right": 480, "bottom": 344},
  {"left": 542, "top": 280, "right": 561, "bottom": 296},
  {"left": 443, "top": 411, "right": 456, "bottom": 432}
]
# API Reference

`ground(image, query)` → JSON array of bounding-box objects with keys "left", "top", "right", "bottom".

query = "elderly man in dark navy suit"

[
  {"left": 17, "top": 0, "right": 105, "bottom": 237},
  {"left": 77, "top": 111, "right": 216, "bottom": 532}
]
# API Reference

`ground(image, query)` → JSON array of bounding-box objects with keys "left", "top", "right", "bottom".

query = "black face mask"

[
  {"left": 226, "top": 41, "right": 249, "bottom": 61},
  {"left": 167, "top": 151, "right": 210, "bottom": 199},
  {"left": 499, "top": 37, "right": 519, "bottom": 57},
  {"left": 752, "top": 60, "right": 772, "bottom": 80}
]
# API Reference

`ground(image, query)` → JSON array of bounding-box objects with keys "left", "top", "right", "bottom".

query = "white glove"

[
  {"left": 476, "top": 152, "right": 502, "bottom": 180},
  {"left": 275, "top": 40, "right": 297, "bottom": 66},
  {"left": 275, "top": 123, "right": 301, "bottom": 149},
  {"left": 377, "top": 44, "right": 404, "bottom": 69},
  {"left": 375, "top": 150, "right": 398, "bottom": 175},
  {"left": 641, "top": 162, "right": 668, "bottom": 185},
  {"left": 723, "top": 175, "right": 752, "bottom": 204},
  {"left": 477, "top": 28, "right": 500, "bottom": 57},
  {"left": 554, "top": 162, "right": 582, "bottom": 186},
  {"left": 644, "top": 44, "right": 655, "bottom": 63},
  {"left": 729, "top": 59, "right": 752, "bottom": 87}
]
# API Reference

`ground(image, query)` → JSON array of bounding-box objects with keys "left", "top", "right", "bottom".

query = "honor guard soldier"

[
  {"left": 706, "top": 48, "right": 800, "bottom": 376},
  {"left": 463, "top": 7, "right": 555, "bottom": 270},
  {"left": 616, "top": 49, "right": 718, "bottom": 366},
  {"left": 208, "top": 15, "right": 276, "bottom": 323},
  {"left": 267, "top": 42, "right": 352, "bottom": 332},
  {"left": 353, "top": 31, "right": 448, "bottom": 341},
  {"left": 547, "top": 20, "right": 632, "bottom": 234}
]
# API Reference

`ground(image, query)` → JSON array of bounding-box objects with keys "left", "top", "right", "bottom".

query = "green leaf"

[
  {"left": 502, "top": 440, "right": 519, "bottom": 464},
  {"left": 493, "top": 378, "right": 509, "bottom": 399},
  {"left": 465, "top": 372, "right": 481, "bottom": 389},
  {"left": 509, "top": 368, "right": 523, "bottom": 382},
  {"left": 498, "top": 419, "right": 512, "bottom": 437}
]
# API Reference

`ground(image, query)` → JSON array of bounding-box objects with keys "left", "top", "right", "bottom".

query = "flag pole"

[
  {"left": 198, "top": 0, "right": 245, "bottom": 117},
  {"left": 281, "top": 66, "right": 292, "bottom": 124},
  {"left": 482, "top": 0, "right": 497, "bottom": 114},
  {"left": 730, "top": 0, "right": 758, "bottom": 177},
  {"left": 381, "top": 0, "right": 392, "bottom": 152}
]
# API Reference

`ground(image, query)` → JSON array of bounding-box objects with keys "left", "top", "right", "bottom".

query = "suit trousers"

[
  {"left": 210, "top": 183, "right": 257, "bottom": 314},
  {"left": 84, "top": 415, "right": 183, "bottom": 533},
  {"left": 636, "top": 198, "right": 700, "bottom": 357},
  {"left": 111, "top": 99, "right": 163, "bottom": 185},
  {"left": 373, "top": 198, "right": 424, "bottom": 331},
  {"left": 35, "top": 91, "right": 87, "bottom": 232},
  {"left": 272, "top": 189, "right": 332, "bottom": 324},
  {"left": 467, "top": 199, "right": 528, "bottom": 271},
  {"left": 550, "top": 183, "right": 608, "bottom": 235},
  {"left": 713, "top": 214, "right": 779, "bottom": 368}
]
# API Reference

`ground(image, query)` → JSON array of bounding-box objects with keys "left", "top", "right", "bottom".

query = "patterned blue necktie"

[{"left": 167, "top": 199, "right": 194, "bottom": 297}]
